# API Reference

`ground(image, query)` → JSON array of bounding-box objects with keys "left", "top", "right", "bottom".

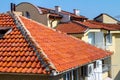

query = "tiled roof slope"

[
  {"left": 38, "top": 7, "right": 87, "bottom": 20},
  {"left": 56, "top": 20, "right": 120, "bottom": 34},
  {"left": 87, "top": 20, "right": 120, "bottom": 30},
  {"left": 56, "top": 22, "right": 87, "bottom": 34},
  {"left": 39, "top": 7, "right": 62, "bottom": 19},
  {"left": 0, "top": 14, "right": 47, "bottom": 74},
  {"left": 20, "top": 16, "right": 112, "bottom": 72},
  {"left": 77, "top": 20, "right": 120, "bottom": 30},
  {"left": 60, "top": 10, "right": 87, "bottom": 19}
]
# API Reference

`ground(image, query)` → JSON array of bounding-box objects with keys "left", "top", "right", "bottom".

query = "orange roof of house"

[
  {"left": 20, "top": 16, "right": 112, "bottom": 72},
  {"left": 87, "top": 20, "right": 120, "bottom": 30},
  {"left": 56, "top": 20, "right": 120, "bottom": 34},
  {"left": 39, "top": 7, "right": 62, "bottom": 19},
  {"left": 56, "top": 22, "right": 87, "bottom": 34},
  {"left": 78, "top": 20, "right": 120, "bottom": 30},
  {"left": 0, "top": 14, "right": 47, "bottom": 74},
  {"left": 38, "top": 6, "right": 87, "bottom": 20},
  {"left": 60, "top": 10, "right": 87, "bottom": 20},
  {"left": 0, "top": 13, "right": 112, "bottom": 75}
]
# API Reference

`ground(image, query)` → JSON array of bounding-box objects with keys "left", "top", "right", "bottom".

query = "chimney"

[
  {"left": 55, "top": 6, "right": 61, "bottom": 13},
  {"left": 73, "top": 9, "right": 80, "bottom": 16},
  {"left": 11, "top": 3, "right": 16, "bottom": 12}
]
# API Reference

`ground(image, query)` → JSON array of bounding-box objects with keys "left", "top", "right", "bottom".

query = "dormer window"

[
  {"left": 25, "top": 11, "right": 30, "bottom": 18},
  {"left": 0, "top": 27, "right": 12, "bottom": 38}
]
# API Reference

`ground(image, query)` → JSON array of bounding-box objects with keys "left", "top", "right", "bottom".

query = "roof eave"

[{"left": 57, "top": 55, "right": 111, "bottom": 75}]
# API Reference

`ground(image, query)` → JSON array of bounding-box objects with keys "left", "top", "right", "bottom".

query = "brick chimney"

[
  {"left": 73, "top": 9, "right": 80, "bottom": 16},
  {"left": 55, "top": 6, "right": 61, "bottom": 13}
]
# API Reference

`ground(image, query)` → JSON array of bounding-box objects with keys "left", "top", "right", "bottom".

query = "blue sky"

[{"left": 0, "top": 0, "right": 120, "bottom": 19}]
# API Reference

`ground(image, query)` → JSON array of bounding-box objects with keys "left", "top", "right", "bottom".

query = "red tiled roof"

[
  {"left": 38, "top": 7, "right": 87, "bottom": 20},
  {"left": 20, "top": 16, "right": 112, "bottom": 72},
  {"left": 56, "top": 20, "right": 107, "bottom": 34},
  {"left": 39, "top": 7, "right": 61, "bottom": 19},
  {"left": 60, "top": 10, "right": 87, "bottom": 20},
  {"left": 0, "top": 14, "right": 47, "bottom": 74},
  {"left": 49, "top": 13, "right": 62, "bottom": 19},
  {"left": 87, "top": 20, "right": 120, "bottom": 30},
  {"left": 56, "top": 22, "right": 87, "bottom": 34},
  {"left": 57, "top": 20, "right": 120, "bottom": 34},
  {"left": 75, "top": 20, "right": 120, "bottom": 31}
]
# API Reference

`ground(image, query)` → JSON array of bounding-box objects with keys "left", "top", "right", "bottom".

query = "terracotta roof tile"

[
  {"left": 11, "top": 67, "right": 17, "bottom": 72},
  {"left": 32, "top": 68, "right": 38, "bottom": 73},
  {"left": 20, "top": 16, "right": 112, "bottom": 72},
  {"left": 31, "top": 62, "right": 37, "bottom": 68},
  {"left": 26, "top": 68, "right": 32, "bottom": 73},
  {"left": 7, "top": 67, "right": 13, "bottom": 72}
]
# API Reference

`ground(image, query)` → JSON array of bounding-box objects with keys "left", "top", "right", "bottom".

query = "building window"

[
  {"left": 106, "top": 33, "right": 112, "bottom": 45},
  {"left": 88, "top": 32, "right": 95, "bottom": 45},
  {"left": 88, "top": 32, "right": 105, "bottom": 49},
  {"left": 0, "top": 27, "right": 12, "bottom": 38},
  {"left": 63, "top": 69, "right": 78, "bottom": 80},
  {"left": 73, "top": 69, "right": 78, "bottom": 80},
  {"left": 25, "top": 11, "right": 30, "bottom": 18},
  {"left": 66, "top": 72, "right": 71, "bottom": 80},
  {"left": 102, "top": 57, "right": 111, "bottom": 73}
]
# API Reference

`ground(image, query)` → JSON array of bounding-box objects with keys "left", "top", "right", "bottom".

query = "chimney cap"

[
  {"left": 55, "top": 6, "right": 61, "bottom": 13},
  {"left": 73, "top": 9, "right": 80, "bottom": 16}
]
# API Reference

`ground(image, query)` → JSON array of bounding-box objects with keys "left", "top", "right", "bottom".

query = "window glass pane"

[
  {"left": 88, "top": 32, "right": 95, "bottom": 45},
  {"left": 95, "top": 32, "right": 104, "bottom": 49},
  {"left": 73, "top": 69, "right": 78, "bottom": 80},
  {"left": 106, "top": 33, "right": 112, "bottom": 45},
  {"left": 25, "top": 11, "right": 30, "bottom": 18},
  {"left": 66, "top": 72, "right": 70, "bottom": 80},
  {"left": 63, "top": 74, "right": 66, "bottom": 80}
]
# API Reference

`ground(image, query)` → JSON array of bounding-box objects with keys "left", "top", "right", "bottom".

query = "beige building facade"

[
  {"left": 15, "top": 2, "right": 61, "bottom": 28},
  {"left": 94, "top": 14, "right": 120, "bottom": 80},
  {"left": 94, "top": 13, "right": 119, "bottom": 24}
]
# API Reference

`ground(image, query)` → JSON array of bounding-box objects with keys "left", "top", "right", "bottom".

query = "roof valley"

[{"left": 9, "top": 12, "right": 57, "bottom": 75}]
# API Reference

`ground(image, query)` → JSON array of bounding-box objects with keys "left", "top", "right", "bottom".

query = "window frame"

[
  {"left": 63, "top": 69, "right": 79, "bottom": 80},
  {"left": 25, "top": 11, "right": 30, "bottom": 19}
]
